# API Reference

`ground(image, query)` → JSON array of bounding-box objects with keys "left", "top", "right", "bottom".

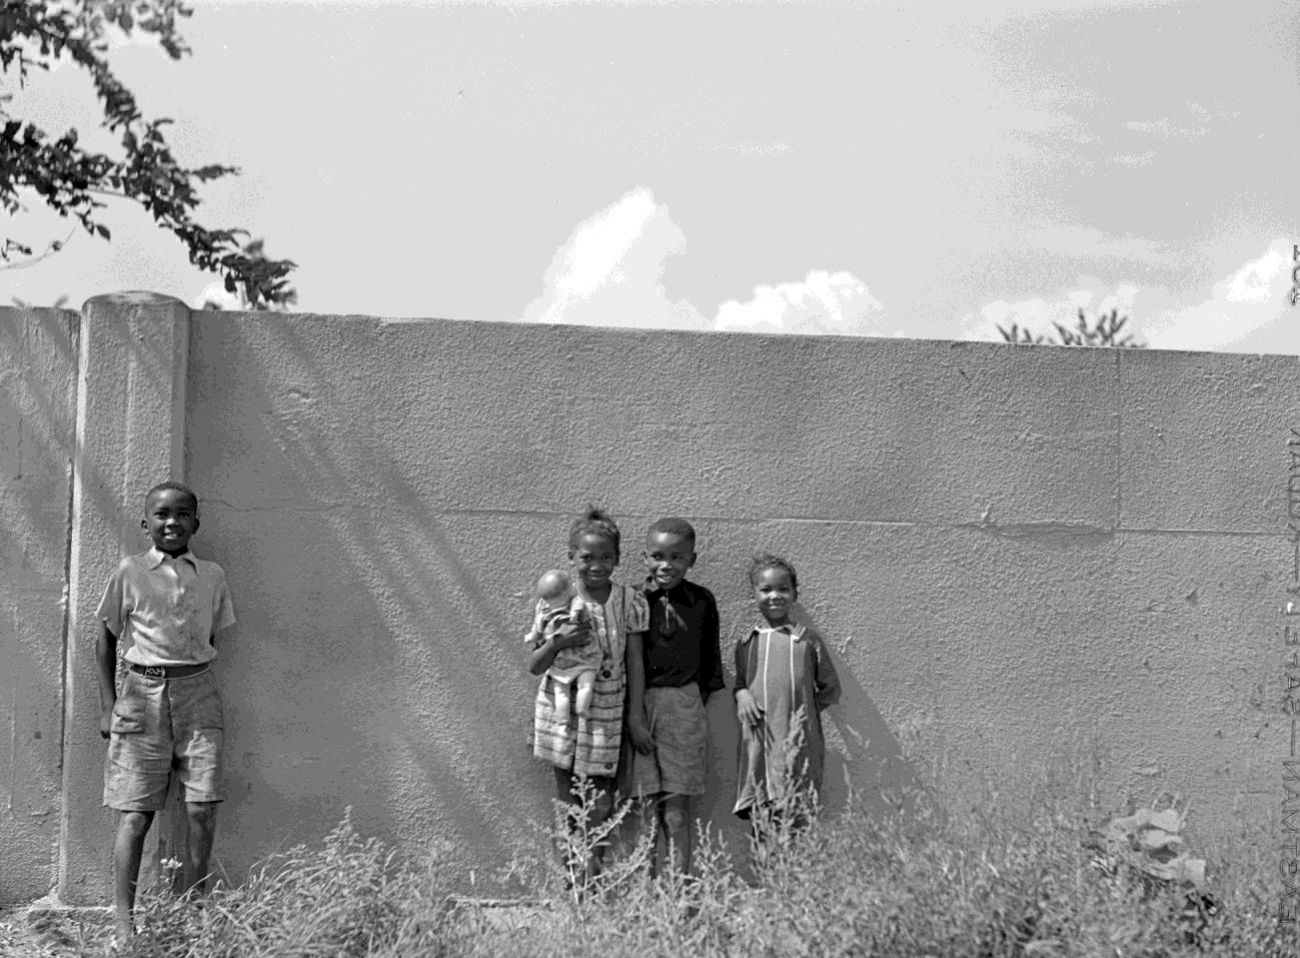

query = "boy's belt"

[{"left": 128, "top": 662, "right": 210, "bottom": 680}]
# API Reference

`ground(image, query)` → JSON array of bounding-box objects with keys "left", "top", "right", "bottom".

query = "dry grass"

[{"left": 7, "top": 757, "right": 1298, "bottom": 957}]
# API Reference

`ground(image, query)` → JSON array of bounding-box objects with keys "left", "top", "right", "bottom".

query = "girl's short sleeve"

[{"left": 625, "top": 587, "right": 650, "bottom": 635}]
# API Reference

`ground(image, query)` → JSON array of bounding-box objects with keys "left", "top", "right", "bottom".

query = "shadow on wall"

[
  {"left": 695, "top": 604, "right": 934, "bottom": 864},
  {"left": 190, "top": 318, "right": 555, "bottom": 890},
  {"left": 183, "top": 315, "right": 939, "bottom": 892}
]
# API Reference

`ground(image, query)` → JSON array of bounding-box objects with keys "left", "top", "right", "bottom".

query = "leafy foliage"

[
  {"left": 0, "top": 0, "right": 296, "bottom": 308},
  {"left": 999, "top": 308, "right": 1144, "bottom": 348}
]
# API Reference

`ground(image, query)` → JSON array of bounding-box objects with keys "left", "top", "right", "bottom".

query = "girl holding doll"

[{"left": 526, "top": 507, "right": 649, "bottom": 878}]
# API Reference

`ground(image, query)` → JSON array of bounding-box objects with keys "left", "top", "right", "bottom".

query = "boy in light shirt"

[{"left": 96, "top": 481, "right": 236, "bottom": 943}]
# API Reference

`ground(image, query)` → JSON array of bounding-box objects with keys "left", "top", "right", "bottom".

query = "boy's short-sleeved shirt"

[
  {"left": 642, "top": 580, "right": 724, "bottom": 698},
  {"left": 96, "top": 547, "right": 236, "bottom": 667}
]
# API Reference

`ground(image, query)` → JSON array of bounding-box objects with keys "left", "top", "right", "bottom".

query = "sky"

[{"left": 4, "top": 0, "right": 1298, "bottom": 353}]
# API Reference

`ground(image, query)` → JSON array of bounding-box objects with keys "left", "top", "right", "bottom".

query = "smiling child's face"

[
  {"left": 143, "top": 488, "right": 199, "bottom": 556},
  {"left": 644, "top": 530, "right": 695, "bottom": 591},
  {"left": 752, "top": 564, "right": 796, "bottom": 626},
  {"left": 570, "top": 533, "right": 618, "bottom": 593}
]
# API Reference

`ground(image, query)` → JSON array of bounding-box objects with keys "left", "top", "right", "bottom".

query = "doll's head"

[{"left": 536, "top": 569, "right": 576, "bottom": 611}]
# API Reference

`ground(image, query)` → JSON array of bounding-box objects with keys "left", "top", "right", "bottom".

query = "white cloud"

[
  {"left": 961, "top": 239, "right": 1296, "bottom": 354},
  {"left": 1124, "top": 102, "right": 1215, "bottom": 140},
  {"left": 1030, "top": 225, "right": 1166, "bottom": 264},
  {"left": 710, "top": 140, "right": 793, "bottom": 156},
  {"left": 519, "top": 187, "right": 707, "bottom": 331},
  {"left": 192, "top": 281, "right": 243, "bottom": 311},
  {"left": 1109, "top": 151, "right": 1156, "bottom": 167},
  {"left": 960, "top": 280, "right": 1140, "bottom": 343},
  {"left": 1142, "top": 238, "right": 1293, "bottom": 351},
  {"left": 521, "top": 187, "right": 887, "bottom": 337},
  {"left": 714, "top": 270, "right": 887, "bottom": 337}
]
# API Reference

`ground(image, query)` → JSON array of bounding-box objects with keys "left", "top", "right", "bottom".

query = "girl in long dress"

[{"left": 733, "top": 554, "right": 841, "bottom": 822}]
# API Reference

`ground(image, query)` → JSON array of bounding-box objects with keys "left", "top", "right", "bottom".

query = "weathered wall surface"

[
  {"left": 173, "top": 314, "right": 1294, "bottom": 891},
  {"left": 7, "top": 300, "right": 1296, "bottom": 903},
  {"left": 0, "top": 310, "right": 77, "bottom": 901}
]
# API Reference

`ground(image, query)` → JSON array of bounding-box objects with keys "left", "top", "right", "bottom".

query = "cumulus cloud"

[
  {"left": 1141, "top": 238, "right": 1293, "bottom": 351},
  {"left": 520, "top": 187, "right": 707, "bottom": 331},
  {"left": 714, "top": 271, "right": 887, "bottom": 336},
  {"left": 192, "top": 281, "right": 243, "bottom": 311},
  {"left": 961, "top": 238, "right": 1295, "bottom": 353},
  {"left": 960, "top": 280, "right": 1140, "bottom": 343},
  {"left": 521, "top": 187, "right": 888, "bottom": 337}
]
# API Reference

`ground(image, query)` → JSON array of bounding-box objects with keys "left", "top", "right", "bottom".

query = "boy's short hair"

[
  {"left": 647, "top": 516, "right": 696, "bottom": 547},
  {"left": 145, "top": 480, "right": 198, "bottom": 512},
  {"left": 568, "top": 506, "right": 622, "bottom": 560},
  {"left": 748, "top": 553, "right": 798, "bottom": 594}
]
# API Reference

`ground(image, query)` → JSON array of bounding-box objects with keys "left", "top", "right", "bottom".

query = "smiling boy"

[
  {"left": 627, "top": 517, "right": 724, "bottom": 876},
  {"left": 95, "top": 481, "right": 236, "bottom": 943}
]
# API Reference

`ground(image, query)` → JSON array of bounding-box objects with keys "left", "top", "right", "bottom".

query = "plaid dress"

[{"left": 530, "top": 583, "right": 649, "bottom": 778}]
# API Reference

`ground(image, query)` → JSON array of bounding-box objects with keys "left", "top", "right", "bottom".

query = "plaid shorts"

[
  {"left": 628, "top": 684, "right": 708, "bottom": 798},
  {"left": 103, "top": 667, "right": 224, "bottom": 811}
]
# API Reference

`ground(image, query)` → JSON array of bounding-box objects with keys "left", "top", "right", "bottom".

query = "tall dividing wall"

[{"left": 2, "top": 295, "right": 1297, "bottom": 903}]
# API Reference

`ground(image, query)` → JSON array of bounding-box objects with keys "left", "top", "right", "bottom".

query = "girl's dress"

[
  {"left": 530, "top": 583, "right": 649, "bottom": 779},
  {"left": 733, "top": 622, "right": 842, "bottom": 816}
]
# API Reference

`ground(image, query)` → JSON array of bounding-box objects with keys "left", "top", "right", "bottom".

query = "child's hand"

[
  {"left": 626, "top": 713, "right": 654, "bottom": 754},
  {"left": 99, "top": 705, "right": 113, "bottom": 739},
  {"left": 551, "top": 618, "right": 592, "bottom": 651},
  {"left": 735, "top": 689, "right": 764, "bottom": 728}
]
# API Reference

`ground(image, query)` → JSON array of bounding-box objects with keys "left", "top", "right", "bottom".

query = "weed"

[{"left": 36, "top": 755, "right": 1298, "bottom": 957}]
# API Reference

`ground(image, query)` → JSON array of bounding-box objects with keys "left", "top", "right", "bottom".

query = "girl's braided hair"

[{"left": 568, "top": 506, "right": 622, "bottom": 560}]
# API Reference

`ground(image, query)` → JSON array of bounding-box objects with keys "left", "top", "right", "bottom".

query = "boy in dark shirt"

[{"left": 626, "top": 517, "right": 724, "bottom": 876}]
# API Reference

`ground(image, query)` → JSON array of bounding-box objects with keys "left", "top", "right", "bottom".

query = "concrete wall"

[
  {"left": 0, "top": 310, "right": 78, "bottom": 902},
  {"left": 3, "top": 298, "right": 1296, "bottom": 903}
]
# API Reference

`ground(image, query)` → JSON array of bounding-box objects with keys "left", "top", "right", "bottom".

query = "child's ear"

[{"left": 688, "top": 551, "right": 697, "bottom": 568}]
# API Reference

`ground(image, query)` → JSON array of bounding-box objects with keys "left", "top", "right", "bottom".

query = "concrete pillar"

[{"left": 58, "top": 293, "right": 190, "bottom": 904}]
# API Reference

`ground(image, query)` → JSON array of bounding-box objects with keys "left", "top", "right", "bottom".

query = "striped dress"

[
  {"left": 530, "top": 583, "right": 649, "bottom": 778},
  {"left": 733, "top": 622, "right": 842, "bottom": 816}
]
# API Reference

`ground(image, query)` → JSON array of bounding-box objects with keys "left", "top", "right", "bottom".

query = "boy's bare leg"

[
  {"left": 113, "top": 810, "right": 154, "bottom": 940},
  {"left": 184, "top": 802, "right": 219, "bottom": 896},
  {"left": 659, "top": 794, "right": 692, "bottom": 876}
]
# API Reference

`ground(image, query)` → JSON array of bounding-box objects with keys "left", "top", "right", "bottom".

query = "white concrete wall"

[
  {"left": 0, "top": 311, "right": 77, "bottom": 901},
  {"left": 178, "top": 314, "right": 1296, "bottom": 893},
  {"left": 4, "top": 299, "right": 1296, "bottom": 903}
]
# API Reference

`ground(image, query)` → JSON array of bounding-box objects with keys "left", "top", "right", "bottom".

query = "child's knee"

[
  {"left": 186, "top": 801, "right": 219, "bottom": 828},
  {"left": 117, "top": 810, "right": 153, "bottom": 841},
  {"left": 661, "top": 803, "right": 689, "bottom": 838}
]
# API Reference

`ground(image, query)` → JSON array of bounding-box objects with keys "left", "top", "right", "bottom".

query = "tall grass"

[{"left": 90, "top": 761, "right": 1297, "bottom": 958}]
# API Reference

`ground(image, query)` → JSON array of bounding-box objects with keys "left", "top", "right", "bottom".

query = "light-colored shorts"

[
  {"left": 103, "top": 667, "right": 224, "bottom": 811},
  {"left": 629, "top": 684, "right": 708, "bottom": 798}
]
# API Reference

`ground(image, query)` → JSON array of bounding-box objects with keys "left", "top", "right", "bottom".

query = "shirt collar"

[
  {"left": 146, "top": 546, "right": 197, "bottom": 569},
  {"left": 741, "top": 622, "right": 805, "bottom": 643},
  {"left": 759, "top": 622, "right": 803, "bottom": 638}
]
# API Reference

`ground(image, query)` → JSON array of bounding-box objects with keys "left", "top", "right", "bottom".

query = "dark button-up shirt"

[{"left": 642, "top": 579, "right": 725, "bottom": 699}]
